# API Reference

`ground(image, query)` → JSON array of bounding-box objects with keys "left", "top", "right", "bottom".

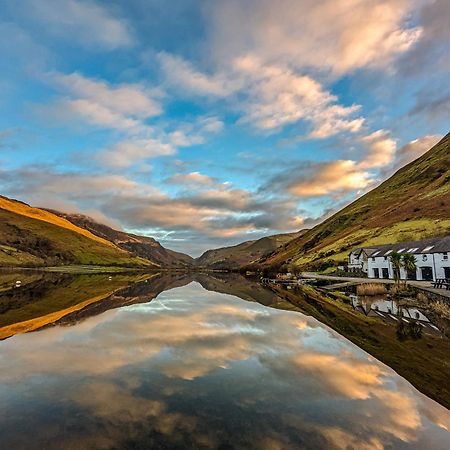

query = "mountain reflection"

[{"left": 1, "top": 275, "right": 450, "bottom": 449}]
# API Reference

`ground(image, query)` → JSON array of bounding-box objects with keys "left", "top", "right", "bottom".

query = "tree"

[
  {"left": 402, "top": 253, "right": 417, "bottom": 283},
  {"left": 390, "top": 252, "right": 402, "bottom": 285}
]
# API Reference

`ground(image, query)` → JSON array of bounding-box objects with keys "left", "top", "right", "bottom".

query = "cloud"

[
  {"left": 49, "top": 72, "right": 162, "bottom": 130},
  {"left": 158, "top": 53, "right": 364, "bottom": 138},
  {"left": 25, "top": 0, "right": 134, "bottom": 49},
  {"left": 262, "top": 130, "right": 400, "bottom": 200},
  {"left": 167, "top": 172, "right": 216, "bottom": 186},
  {"left": 158, "top": 52, "right": 238, "bottom": 97},
  {"left": 168, "top": 116, "right": 224, "bottom": 147},
  {"left": 234, "top": 56, "right": 364, "bottom": 136},
  {"left": 208, "top": 0, "right": 422, "bottom": 75},
  {"left": 99, "top": 139, "right": 175, "bottom": 168},
  {"left": 39, "top": 73, "right": 224, "bottom": 169},
  {"left": 267, "top": 160, "right": 373, "bottom": 199},
  {"left": 359, "top": 130, "right": 397, "bottom": 169},
  {"left": 54, "top": 72, "right": 162, "bottom": 118},
  {"left": 399, "top": 0, "right": 450, "bottom": 76},
  {"left": 0, "top": 165, "right": 304, "bottom": 254},
  {"left": 1, "top": 282, "right": 446, "bottom": 449},
  {"left": 395, "top": 134, "right": 442, "bottom": 168}
]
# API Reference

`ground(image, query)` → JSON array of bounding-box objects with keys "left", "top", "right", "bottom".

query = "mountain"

[
  {"left": 194, "top": 230, "right": 306, "bottom": 269},
  {"left": 258, "top": 132, "right": 450, "bottom": 270},
  {"left": 52, "top": 212, "right": 194, "bottom": 267},
  {"left": 0, "top": 196, "right": 154, "bottom": 268}
]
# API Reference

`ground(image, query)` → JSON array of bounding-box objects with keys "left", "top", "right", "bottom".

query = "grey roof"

[{"left": 360, "top": 236, "right": 450, "bottom": 257}]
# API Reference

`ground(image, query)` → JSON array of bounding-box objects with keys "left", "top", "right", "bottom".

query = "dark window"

[{"left": 421, "top": 267, "right": 433, "bottom": 281}]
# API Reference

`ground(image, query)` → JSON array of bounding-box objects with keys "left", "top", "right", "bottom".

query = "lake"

[{"left": 1, "top": 272, "right": 450, "bottom": 449}]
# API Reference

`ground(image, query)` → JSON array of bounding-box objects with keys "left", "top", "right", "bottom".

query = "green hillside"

[
  {"left": 195, "top": 230, "right": 306, "bottom": 269},
  {"left": 51, "top": 212, "right": 194, "bottom": 267},
  {"left": 0, "top": 196, "right": 154, "bottom": 268},
  {"left": 260, "top": 132, "right": 450, "bottom": 270}
]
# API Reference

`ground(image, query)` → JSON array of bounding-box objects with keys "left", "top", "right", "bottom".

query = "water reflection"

[
  {"left": 350, "top": 294, "right": 441, "bottom": 333},
  {"left": 0, "top": 274, "right": 450, "bottom": 449}
]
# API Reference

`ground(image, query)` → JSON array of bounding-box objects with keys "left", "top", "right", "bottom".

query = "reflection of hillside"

[
  {"left": 191, "top": 272, "right": 280, "bottom": 306},
  {"left": 55, "top": 273, "right": 281, "bottom": 326},
  {"left": 0, "top": 272, "right": 303, "bottom": 338},
  {"left": 0, "top": 273, "right": 155, "bottom": 339},
  {"left": 54, "top": 272, "right": 193, "bottom": 326}
]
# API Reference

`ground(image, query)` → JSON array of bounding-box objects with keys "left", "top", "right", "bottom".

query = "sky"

[{"left": 0, "top": 0, "right": 449, "bottom": 256}]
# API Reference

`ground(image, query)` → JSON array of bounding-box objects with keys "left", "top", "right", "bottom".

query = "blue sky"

[{"left": 0, "top": 0, "right": 448, "bottom": 256}]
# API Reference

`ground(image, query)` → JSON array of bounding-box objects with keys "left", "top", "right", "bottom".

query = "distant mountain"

[
  {"left": 52, "top": 212, "right": 194, "bottom": 267},
  {"left": 194, "top": 230, "right": 306, "bottom": 269},
  {"left": 0, "top": 196, "right": 153, "bottom": 268},
  {"left": 258, "top": 132, "right": 450, "bottom": 270}
]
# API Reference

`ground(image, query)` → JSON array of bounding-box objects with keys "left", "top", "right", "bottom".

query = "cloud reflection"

[{"left": 0, "top": 281, "right": 449, "bottom": 449}]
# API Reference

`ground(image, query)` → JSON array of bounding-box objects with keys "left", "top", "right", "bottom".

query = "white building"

[
  {"left": 348, "top": 248, "right": 375, "bottom": 273},
  {"left": 348, "top": 236, "right": 450, "bottom": 281}
]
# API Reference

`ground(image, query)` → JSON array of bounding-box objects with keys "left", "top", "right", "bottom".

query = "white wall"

[
  {"left": 367, "top": 252, "right": 450, "bottom": 281},
  {"left": 367, "top": 257, "right": 391, "bottom": 279},
  {"left": 434, "top": 252, "right": 450, "bottom": 279}
]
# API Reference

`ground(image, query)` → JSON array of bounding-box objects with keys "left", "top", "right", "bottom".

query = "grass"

[
  {"left": 0, "top": 207, "right": 154, "bottom": 268},
  {"left": 356, "top": 283, "right": 388, "bottom": 296},
  {"left": 0, "top": 196, "right": 117, "bottom": 247},
  {"left": 269, "top": 283, "right": 450, "bottom": 411}
]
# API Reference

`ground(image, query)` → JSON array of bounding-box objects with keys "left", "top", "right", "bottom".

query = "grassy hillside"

[
  {"left": 195, "top": 230, "right": 306, "bottom": 269},
  {"left": 0, "top": 197, "right": 154, "bottom": 268},
  {"left": 52, "top": 212, "right": 194, "bottom": 267},
  {"left": 260, "top": 132, "right": 450, "bottom": 270}
]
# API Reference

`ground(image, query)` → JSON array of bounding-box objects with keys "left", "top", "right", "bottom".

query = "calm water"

[{"left": 1, "top": 273, "right": 450, "bottom": 449}]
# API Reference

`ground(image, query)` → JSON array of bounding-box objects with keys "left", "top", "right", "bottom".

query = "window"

[
  {"left": 423, "top": 255, "right": 428, "bottom": 261},
  {"left": 444, "top": 252, "right": 448, "bottom": 261},
  {"left": 384, "top": 256, "right": 387, "bottom": 261},
  {"left": 372, "top": 257, "right": 375, "bottom": 261},
  {"left": 415, "top": 312, "right": 420, "bottom": 319}
]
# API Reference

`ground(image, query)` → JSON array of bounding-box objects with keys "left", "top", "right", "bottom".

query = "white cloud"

[
  {"left": 360, "top": 130, "right": 397, "bottom": 169},
  {"left": 168, "top": 116, "right": 224, "bottom": 147},
  {"left": 167, "top": 172, "right": 216, "bottom": 186},
  {"left": 234, "top": 56, "right": 364, "bottom": 136},
  {"left": 209, "top": 0, "right": 422, "bottom": 75},
  {"left": 41, "top": 73, "right": 224, "bottom": 168},
  {"left": 51, "top": 72, "right": 162, "bottom": 130},
  {"left": 158, "top": 53, "right": 364, "bottom": 138},
  {"left": 287, "top": 160, "right": 373, "bottom": 197},
  {"left": 158, "top": 52, "right": 238, "bottom": 97},
  {"left": 55, "top": 72, "right": 162, "bottom": 118},
  {"left": 99, "top": 139, "right": 175, "bottom": 168},
  {"left": 26, "top": 0, "right": 134, "bottom": 49},
  {"left": 0, "top": 166, "right": 301, "bottom": 245}
]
